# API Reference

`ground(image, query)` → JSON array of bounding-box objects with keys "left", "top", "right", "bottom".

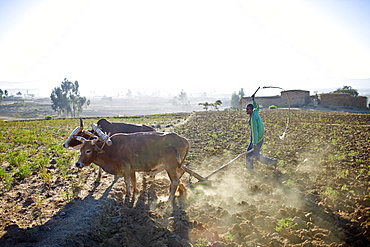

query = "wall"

[
  {"left": 239, "top": 90, "right": 310, "bottom": 109},
  {"left": 239, "top": 90, "right": 368, "bottom": 109},
  {"left": 319, "top": 93, "right": 368, "bottom": 109}
]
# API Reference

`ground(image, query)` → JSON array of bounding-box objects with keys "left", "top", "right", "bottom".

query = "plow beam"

[
  {"left": 204, "top": 148, "right": 254, "bottom": 180},
  {"left": 182, "top": 148, "right": 255, "bottom": 187},
  {"left": 181, "top": 165, "right": 207, "bottom": 182}
]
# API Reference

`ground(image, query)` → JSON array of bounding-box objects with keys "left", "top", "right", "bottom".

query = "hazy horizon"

[
  {"left": 1, "top": 78, "right": 370, "bottom": 99},
  {"left": 1, "top": 0, "right": 370, "bottom": 99}
]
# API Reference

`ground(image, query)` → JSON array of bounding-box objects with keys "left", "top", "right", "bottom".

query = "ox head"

[
  {"left": 74, "top": 136, "right": 105, "bottom": 168},
  {"left": 96, "top": 118, "right": 111, "bottom": 130},
  {"left": 63, "top": 118, "right": 96, "bottom": 149}
]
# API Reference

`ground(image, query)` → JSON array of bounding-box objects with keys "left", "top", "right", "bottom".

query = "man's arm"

[{"left": 251, "top": 117, "right": 259, "bottom": 145}]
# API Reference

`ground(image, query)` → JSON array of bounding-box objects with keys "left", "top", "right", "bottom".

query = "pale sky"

[{"left": 0, "top": 0, "right": 369, "bottom": 97}]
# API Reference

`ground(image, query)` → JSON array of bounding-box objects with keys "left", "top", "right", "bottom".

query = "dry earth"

[{"left": 0, "top": 109, "right": 369, "bottom": 247}]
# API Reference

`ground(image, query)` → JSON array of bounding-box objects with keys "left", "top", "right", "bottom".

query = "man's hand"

[{"left": 251, "top": 95, "right": 255, "bottom": 101}]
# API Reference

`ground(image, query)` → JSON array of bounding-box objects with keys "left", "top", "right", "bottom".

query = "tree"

[
  {"left": 238, "top": 88, "right": 245, "bottom": 98},
  {"left": 178, "top": 89, "right": 187, "bottom": 102},
  {"left": 172, "top": 89, "right": 190, "bottom": 109},
  {"left": 50, "top": 78, "right": 90, "bottom": 117},
  {"left": 331, "top": 86, "right": 359, "bottom": 97},
  {"left": 198, "top": 102, "right": 211, "bottom": 111},
  {"left": 198, "top": 100, "right": 222, "bottom": 111},
  {"left": 0, "top": 89, "right": 9, "bottom": 103},
  {"left": 230, "top": 92, "right": 240, "bottom": 109},
  {"left": 214, "top": 100, "right": 222, "bottom": 110},
  {"left": 126, "top": 89, "right": 132, "bottom": 97}
]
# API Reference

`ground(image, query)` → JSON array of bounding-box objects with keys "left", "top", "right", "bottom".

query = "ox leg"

[
  {"left": 176, "top": 167, "right": 185, "bottom": 179},
  {"left": 123, "top": 174, "right": 131, "bottom": 202},
  {"left": 130, "top": 172, "right": 139, "bottom": 194},
  {"left": 95, "top": 167, "right": 102, "bottom": 182},
  {"left": 166, "top": 169, "right": 179, "bottom": 202},
  {"left": 175, "top": 167, "right": 187, "bottom": 198}
]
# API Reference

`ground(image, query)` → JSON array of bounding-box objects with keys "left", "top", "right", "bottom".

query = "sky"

[{"left": 0, "top": 0, "right": 369, "bottom": 97}]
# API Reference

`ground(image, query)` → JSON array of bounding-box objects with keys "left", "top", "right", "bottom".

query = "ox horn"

[
  {"left": 83, "top": 130, "right": 97, "bottom": 138},
  {"left": 74, "top": 136, "right": 87, "bottom": 143},
  {"left": 92, "top": 123, "right": 112, "bottom": 146},
  {"left": 63, "top": 126, "right": 82, "bottom": 148},
  {"left": 91, "top": 137, "right": 99, "bottom": 145},
  {"left": 80, "top": 118, "right": 84, "bottom": 129}
]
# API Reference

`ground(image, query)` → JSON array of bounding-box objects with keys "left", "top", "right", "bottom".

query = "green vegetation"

[
  {"left": 324, "top": 186, "right": 339, "bottom": 198},
  {"left": 230, "top": 88, "right": 244, "bottom": 109},
  {"left": 224, "top": 234, "right": 235, "bottom": 243},
  {"left": 275, "top": 218, "right": 298, "bottom": 232},
  {"left": 0, "top": 114, "right": 190, "bottom": 190},
  {"left": 0, "top": 89, "right": 9, "bottom": 103},
  {"left": 198, "top": 100, "right": 223, "bottom": 111},
  {"left": 195, "top": 238, "right": 209, "bottom": 247},
  {"left": 331, "top": 85, "right": 359, "bottom": 96},
  {"left": 0, "top": 167, "right": 14, "bottom": 189}
]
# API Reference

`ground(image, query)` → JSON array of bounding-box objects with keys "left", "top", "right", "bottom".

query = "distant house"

[{"left": 239, "top": 90, "right": 368, "bottom": 109}]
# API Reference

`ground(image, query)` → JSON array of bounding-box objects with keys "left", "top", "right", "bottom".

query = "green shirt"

[{"left": 249, "top": 100, "right": 264, "bottom": 145}]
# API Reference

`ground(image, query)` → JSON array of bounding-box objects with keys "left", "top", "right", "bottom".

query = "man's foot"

[
  {"left": 272, "top": 159, "right": 278, "bottom": 169},
  {"left": 245, "top": 162, "right": 254, "bottom": 170}
]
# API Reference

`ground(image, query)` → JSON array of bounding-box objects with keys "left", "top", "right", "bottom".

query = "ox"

[
  {"left": 63, "top": 118, "right": 155, "bottom": 181},
  {"left": 63, "top": 118, "right": 155, "bottom": 149},
  {"left": 75, "top": 132, "right": 189, "bottom": 202}
]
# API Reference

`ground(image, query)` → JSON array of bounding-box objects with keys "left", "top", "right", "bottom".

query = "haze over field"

[{"left": 0, "top": 0, "right": 370, "bottom": 98}]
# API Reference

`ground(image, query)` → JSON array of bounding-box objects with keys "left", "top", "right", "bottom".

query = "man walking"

[{"left": 245, "top": 94, "right": 277, "bottom": 170}]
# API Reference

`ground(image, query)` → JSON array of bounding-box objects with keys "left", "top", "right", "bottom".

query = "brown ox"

[
  {"left": 75, "top": 132, "right": 189, "bottom": 202},
  {"left": 63, "top": 119, "right": 155, "bottom": 181}
]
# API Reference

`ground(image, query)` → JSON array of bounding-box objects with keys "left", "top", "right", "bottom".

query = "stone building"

[
  {"left": 239, "top": 90, "right": 310, "bottom": 109},
  {"left": 319, "top": 93, "right": 367, "bottom": 109},
  {"left": 239, "top": 90, "right": 368, "bottom": 109}
]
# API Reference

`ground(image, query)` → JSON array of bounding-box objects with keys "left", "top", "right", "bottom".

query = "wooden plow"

[{"left": 181, "top": 149, "right": 255, "bottom": 187}]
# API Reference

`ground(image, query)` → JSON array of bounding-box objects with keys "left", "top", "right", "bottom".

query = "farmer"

[{"left": 245, "top": 94, "right": 278, "bottom": 170}]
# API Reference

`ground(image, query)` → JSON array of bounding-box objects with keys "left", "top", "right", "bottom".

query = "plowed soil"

[{"left": 1, "top": 110, "right": 369, "bottom": 247}]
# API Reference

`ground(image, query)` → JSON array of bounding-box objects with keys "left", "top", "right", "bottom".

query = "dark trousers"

[{"left": 246, "top": 138, "right": 276, "bottom": 170}]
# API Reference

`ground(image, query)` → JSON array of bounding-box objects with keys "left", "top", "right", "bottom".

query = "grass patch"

[
  {"left": 324, "top": 186, "right": 339, "bottom": 198},
  {"left": 0, "top": 167, "right": 14, "bottom": 189},
  {"left": 195, "top": 238, "right": 209, "bottom": 247}
]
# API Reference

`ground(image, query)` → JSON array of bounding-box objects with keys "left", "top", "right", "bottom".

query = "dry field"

[{"left": 0, "top": 109, "right": 369, "bottom": 246}]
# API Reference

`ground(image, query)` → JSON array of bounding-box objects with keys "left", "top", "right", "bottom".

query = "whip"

[{"left": 261, "top": 86, "right": 291, "bottom": 140}]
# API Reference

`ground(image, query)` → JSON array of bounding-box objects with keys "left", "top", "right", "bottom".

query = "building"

[
  {"left": 239, "top": 90, "right": 368, "bottom": 109},
  {"left": 319, "top": 93, "right": 367, "bottom": 109},
  {"left": 239, "top": 90, "right": 310, "bottom": 109}
]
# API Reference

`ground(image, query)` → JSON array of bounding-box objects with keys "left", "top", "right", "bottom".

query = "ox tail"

[{"left": 176, "top": 142, "right": 189, "bottom": 168}]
